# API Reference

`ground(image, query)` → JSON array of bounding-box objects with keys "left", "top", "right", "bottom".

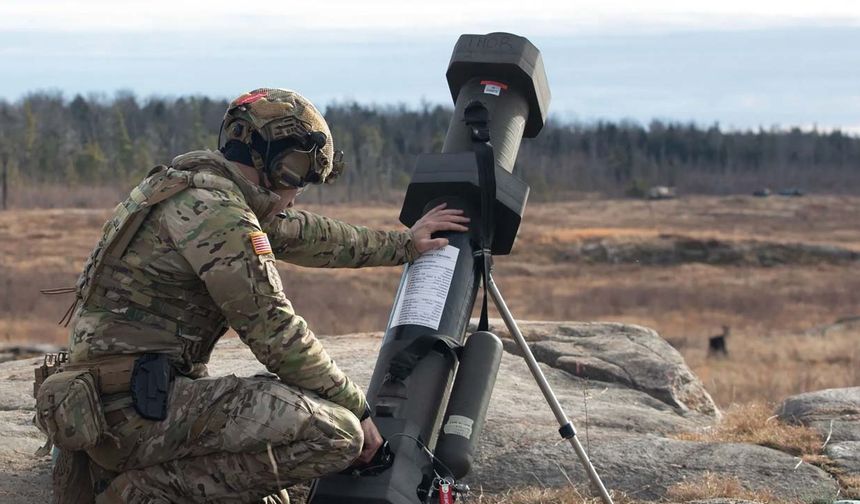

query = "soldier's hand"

[
  {"left": 410, "top": 203, "right": 470, "bottom": 254},
  {"left": 356, "top": 418, "right": 384, "bottom": 465}
]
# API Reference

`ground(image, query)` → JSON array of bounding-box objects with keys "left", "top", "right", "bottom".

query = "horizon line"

[{"left": 4, "top": 87, "right": 859, "bottom": 137}]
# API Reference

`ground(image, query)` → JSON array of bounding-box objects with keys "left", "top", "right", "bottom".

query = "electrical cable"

[{"left": 387, "top": 433, "right": 456, "bottom": 481}]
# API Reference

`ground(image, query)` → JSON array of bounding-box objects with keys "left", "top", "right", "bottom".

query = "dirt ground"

[{"left": 2, "top": 194, "right": 858, "bottom": 406}]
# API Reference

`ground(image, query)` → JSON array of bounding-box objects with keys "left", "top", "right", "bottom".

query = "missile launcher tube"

[{"left": 308, "top": 32, "right": 550, "bottom": 504}]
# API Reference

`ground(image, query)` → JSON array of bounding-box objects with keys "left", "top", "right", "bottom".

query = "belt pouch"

[{"left": 35, "top": 369, "right": 107, "bottom": 451}]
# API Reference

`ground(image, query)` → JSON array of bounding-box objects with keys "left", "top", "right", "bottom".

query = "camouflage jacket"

[{"left": 68, "top": 150, "right": 418, "bottom": 417}]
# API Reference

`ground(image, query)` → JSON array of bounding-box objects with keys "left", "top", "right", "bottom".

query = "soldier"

[{"left": 56, "top": 88, "right": 469, "bottom": 503}]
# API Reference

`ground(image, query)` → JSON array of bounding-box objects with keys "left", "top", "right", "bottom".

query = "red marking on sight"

[{"left": 480, "top": 80, "right": 509, "bottom": 89}]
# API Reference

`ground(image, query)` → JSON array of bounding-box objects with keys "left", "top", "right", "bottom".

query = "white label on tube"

[
  {"left": 483, "top": 83, "right": 502, "bottom": 96},
  {"left": 390, "top": 245, "right": 459, "bottom": 330},
  {"left": 442, "top": 415, "right": 474, "bottom": 439}
]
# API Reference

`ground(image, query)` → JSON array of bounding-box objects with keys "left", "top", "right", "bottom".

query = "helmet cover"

[{"left": 222, "top": 88, "right": 344, "bottom": 186}]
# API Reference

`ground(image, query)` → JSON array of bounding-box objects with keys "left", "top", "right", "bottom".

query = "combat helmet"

[{"left": 221, "top": 88, "right": 344, "bottom": 188}]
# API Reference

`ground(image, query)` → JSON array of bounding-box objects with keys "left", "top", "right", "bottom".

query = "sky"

[{"left": 1, "top": 0, "right": 859, "bottom": 132}]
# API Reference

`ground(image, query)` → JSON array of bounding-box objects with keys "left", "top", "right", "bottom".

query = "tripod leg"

[{"left": 486, "top": 274, "right": 614, "bottom": 504}]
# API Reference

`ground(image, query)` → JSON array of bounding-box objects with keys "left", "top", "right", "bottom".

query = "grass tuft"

[
  {"left": 468, "top": 486, "right": 638, "bottom": 504},
  {"left": 665, "top": 472, "right": 784, "bottom": 503},
  {"left": 835, "top": 474, "right": 860, "bottom": 499},
  {"left": 676, "top": 402, "right": 824, "bottom": 460}
]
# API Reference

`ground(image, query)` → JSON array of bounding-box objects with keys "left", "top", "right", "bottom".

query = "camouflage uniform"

[{"left": 68, "top": 150, "right": 418, "bottom": 503}]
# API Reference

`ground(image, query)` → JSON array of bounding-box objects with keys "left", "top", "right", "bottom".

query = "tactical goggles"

[
  {"left": 270, "top": 146, "right": 318, "bottom": 188},
  {"left": 261, "top": 132, "right": 346, "bottom": 189}
]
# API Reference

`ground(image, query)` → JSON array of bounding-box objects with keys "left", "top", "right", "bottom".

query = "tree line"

[{"left": 0, "top": 91, "right": 857, "bottom": 205}]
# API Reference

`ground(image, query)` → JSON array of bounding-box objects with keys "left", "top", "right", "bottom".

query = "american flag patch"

[{"left": 249, "top": 231, "right": 272, "bottom": 255}]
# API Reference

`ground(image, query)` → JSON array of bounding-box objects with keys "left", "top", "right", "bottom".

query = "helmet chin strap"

[
  {"left": 260, "top": 172, "right": 277, "bottom": 191},
  {"left": 245, "top": 131, "right": 282, "bottom": 190}
]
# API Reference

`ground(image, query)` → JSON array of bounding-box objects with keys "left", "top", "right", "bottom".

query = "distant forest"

[{"left": 1, "top": 92, "right": 858, "bottom": 204}]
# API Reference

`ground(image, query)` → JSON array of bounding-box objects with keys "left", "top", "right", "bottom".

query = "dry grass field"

[{"left": 1, "top": 193, "right": 858, "bottom": 408}]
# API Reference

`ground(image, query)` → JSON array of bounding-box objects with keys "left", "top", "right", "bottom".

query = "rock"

[
  {"left": 0, "top": 323, "right": 844, "bottom": 503},
  {"left": 0, "top": 357, "right": 39, "bottom": 412},
  {"left": 778, "top": 387, "right": 860, "bottom": 438},
  {"left": 686, "top": 501, "right": 761, "bottom": 504},
  {"left": 827, "top": 441, "right": 860, "bottom": 475},
  {"left": 686, "top": 501, "right": 760, "bottom": 504},
  {"left": 778, "top": 387, "right": 860, "bottom": 494},
  {"left": 473, "top": 422, "right": 837, "bottom": 502},
  {"left": 472, "top": 320, "right": 720, "bottom": 418},
  {"left": 0, "top": 411, "right": 45, "bottom": 457}
]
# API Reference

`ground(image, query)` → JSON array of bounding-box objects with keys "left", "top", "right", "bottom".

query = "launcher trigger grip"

[{"left": 344, "top": 439, "right": 394, "bottom": 477}]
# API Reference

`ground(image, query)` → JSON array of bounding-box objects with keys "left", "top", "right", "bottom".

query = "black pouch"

[{"left": 130, "top": 353, "right": 172, "bottom": 421}]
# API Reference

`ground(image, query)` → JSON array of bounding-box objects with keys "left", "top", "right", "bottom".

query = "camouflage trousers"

[{"left": 86, "top": 374, "right": 363, "bottom": 503}]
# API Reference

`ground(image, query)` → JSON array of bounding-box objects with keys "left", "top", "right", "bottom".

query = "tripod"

[{"left": 485, "top": 272, "right": 615, "bottom": 504}]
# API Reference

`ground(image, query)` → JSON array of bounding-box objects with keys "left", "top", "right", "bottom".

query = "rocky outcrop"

[
  {"left": 0, "top": 323, "right": 843, "bottom": 503},
  {"left": 474, "top": 429, "right": 837, "bottom": 501},
  {"left": 0, "top": 361, "right": 52, "bottom": 502},
  {"left": 471, "top": 320, "right": 720, "bottom": 418}
]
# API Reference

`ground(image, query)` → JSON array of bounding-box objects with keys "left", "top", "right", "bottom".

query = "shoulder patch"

[{"left": 249, "top": 231, "right": 273, "bottom": 255}]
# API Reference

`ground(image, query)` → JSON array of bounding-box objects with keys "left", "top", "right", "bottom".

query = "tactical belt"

[
  {"left": 66, "top": 356, "right": 174, "bottom": 427},
  {"left": 63, "top": 356, "right": 139, "bottom": 395},
  {"left": 33, "top": 355, "right": 139, "bottom": 427}
]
